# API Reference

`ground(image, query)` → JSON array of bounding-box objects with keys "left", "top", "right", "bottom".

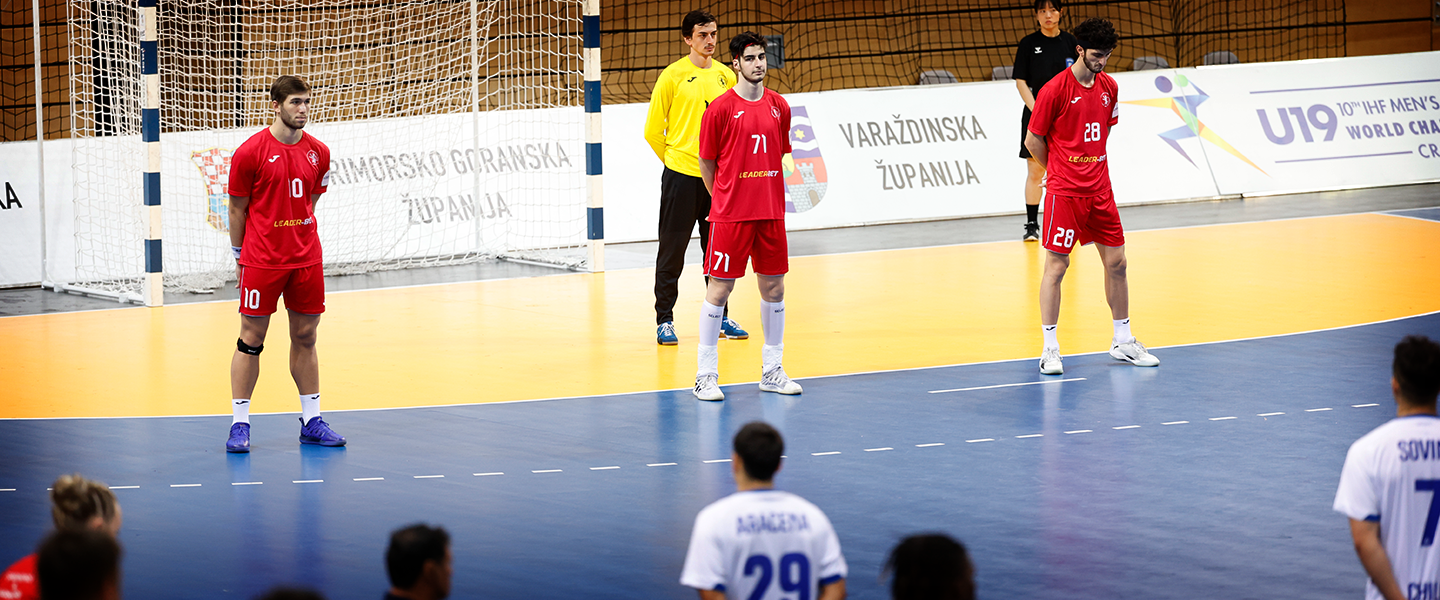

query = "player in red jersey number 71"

[
  {"left": 692, "top": 33, "right": 799, "bottom": 401},
  {"left": 1023, "top": 18, "right": 1159, "bottom": 375},
  {"left": 223, "top": 76, "right": 345, "bottom": 452}
]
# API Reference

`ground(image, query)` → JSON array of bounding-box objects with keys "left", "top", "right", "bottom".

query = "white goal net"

[{"left": 68, "top": 0, "right": 588, "bottom": 298}]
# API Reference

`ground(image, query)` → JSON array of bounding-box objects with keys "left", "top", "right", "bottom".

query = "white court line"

[
  {"left": 0, "top": 489, "right": 15, "bottom": 492},
  {"left": 473, "top": 472, "right": 504, "bottom": 477},
  {"left": 531, "top": 469, "right": 562, "bottom": 474},
  {"left": 169, "top": 484, "right": 201, "bottom": 488},
  {"left": 1353, "top": 403, "right": 1380, "bottom": 408},
  {"left": 929, "top": 377, "right": 1087, "bottom": 394},
  {"left": 916, "top": 443, "right": 945, "bottom": 447},
  {"left": 1258, "top": 412, "right": 1285, "bottom": 417},
  {"left": 108, "top": 486, "right": 139, "bottom": 490},
  {"left": 1306, "top": 408, "right": 1334, "bottom": 412},
  {"left": 965, "top": 438, "right": 994, "bottom": 443},
  {"left": 812, "top": 451, "right": 841, "bottom": 456},
  {"left": 1162, "top": 421, "right": 1189, "bottom": 425},
  {"left": 1016, "top": 434, "right": 1043, "bottom": 439},
  {"left": 1064, "top": 430, "right": 1092, "bottom": 435},
  {"left": 232, "top": 481, "right": 262, "bottom": 486},
  {"left": 353, "top": 477, "right": 384, "bottom": 482},
  {"left": 414, "top": 475, "right": 444, "bottom": 479},
  {"left": 292, "top": 480, "right": 322, "bottom": 484},
  {"left": 1113, "top": 425, "right": 1141, "bottom": 430},
  {"left": 703, "top": 459, "right": 732, "bottom": 463},
  {"left": 864, "top": 447, "right": 893, "bottom": 452},
  {"left": 647, "top": 463, "right": 677, "bottom": 467},
  {"left": 1210, "top": 416, "right": 1237, "bottom": 421},
  {"left": 589, "top": 466, "right": 620, "bottom": 471}
]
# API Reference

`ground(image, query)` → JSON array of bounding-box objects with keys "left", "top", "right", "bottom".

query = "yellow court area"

[{"left": 1, "top": 213, "right": 1437, "bottom": 419}]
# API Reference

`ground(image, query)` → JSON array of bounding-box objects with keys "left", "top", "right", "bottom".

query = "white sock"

[
  {"left": 762, "top": 344, "right": 783, "bottom": 374},
  {"left": 1042, "top": 325, "right": 1059, "bottom": 352},
  {"left": 232, "top": 399, "right": 250, "bottom": 425},
  {"left": 300, "top": 393, "right": 321, "bottom": 423},
  {"left": 760, "top": 300, "right": 785, "bottom": 346},
  {"left": 699, "top": 302, "right": 724, "bottom": 347},
  {"left": 1113, "top": 318, "right": 1132, "bottom": 343},
  {"left": 697, "top": 345, "right": 720, "bottom": 377}
]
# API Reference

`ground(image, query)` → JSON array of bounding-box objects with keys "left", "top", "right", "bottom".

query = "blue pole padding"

[
  {"left": 142, "top": 108, "right": 159, "bottom": 143},
  {"left": 143, "top": 172, "right": 161, "bottom": 206},
  {"left": 144, "top": 239, "right": 162, "bottom": 273},
  {"left": 583, "top": 15, "right": 600, "bottom": 49},
  {"left": 587, "top": 207, "right": 604, "bottom": 240},
  {"left": 585, "top": 142, "right": 602, "bottom": 176}
]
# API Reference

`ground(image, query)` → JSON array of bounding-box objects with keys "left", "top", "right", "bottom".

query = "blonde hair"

[{"left": 49, "top": 473, "right": 118, "bottom": 530}]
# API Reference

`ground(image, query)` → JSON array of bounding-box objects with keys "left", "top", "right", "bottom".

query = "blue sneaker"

[
  {"left": 226, "top": 422, "right": 250, "bottom": 453},
  {"left": 720, "top": 317, "right": 749, "bottom": 340},
  {"left": 299, "top": 416, "right": 346, "bottom": 447},
  {"left": 657, "top": 322, "right": 678, "bottom": 346}
]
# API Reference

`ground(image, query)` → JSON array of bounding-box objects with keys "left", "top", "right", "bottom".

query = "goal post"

[{"left": 64, "top": 0, "right": 600, "bottom": 303}]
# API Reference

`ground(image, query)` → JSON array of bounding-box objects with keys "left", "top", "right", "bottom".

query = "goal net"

[{"left": 68, "top": 0, "right": 588, "bottom": 299}]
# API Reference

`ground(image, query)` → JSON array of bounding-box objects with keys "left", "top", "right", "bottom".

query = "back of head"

[
  {"left": 1395, "top": 335, "right": 1440, "bottom": 405},
  {"left": 885, "top": 534, "right": 975, "bottom": 600},
  {"left": 270, "top": 75, "right": 310, "bottom": 105},
  {"left": 733, "top": 421, "right": 784, "bottom": 482},
  {"left": 1071, "top": 17, "right": 1118, "bottom": 51},
  {"left": 728, "top": 31, "right": 767, "bottom": 62},
  {"left": 681, "top": 10, "right": 716, "bottom": 38},
  {"left": 49, "top": 474, "right": 118, "bottom": 531},
  {"left": 386, "top": 524, "right": 450, "bottom": 590},
  {"left": 254, "top": 588, "right": 326, "bottom": 600},
  {"left": 37, "top": 529, "right": 121, "bottom": 600}
]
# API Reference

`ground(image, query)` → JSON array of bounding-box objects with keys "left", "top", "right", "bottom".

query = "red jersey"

[
  {"left": 1027, "top": 69, "right": 1119, "bottom": 196},
  {"left": 226, "top": 128, "right": 331, "bottom": 268},
  {"left": 0, "top": 554, "right": 38, "bottom": 600},
  {"left": 698, "top": 88, "right": 792, "bottom": 222}
]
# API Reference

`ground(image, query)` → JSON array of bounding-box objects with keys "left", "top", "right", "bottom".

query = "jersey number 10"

[
  {"left": 290, "top": 178, "right": 304, "bottom": 199},
  {"left": 744, "top": 553, "right": 811, "bottom": 600}
]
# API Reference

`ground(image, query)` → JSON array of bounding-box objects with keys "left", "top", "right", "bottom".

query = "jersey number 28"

[
  {"left": 1083, "top": 122, "right": 1101, "bottom": 142},
  {"left": 744, "top": 553, "right": 810, "bottom": 600}
]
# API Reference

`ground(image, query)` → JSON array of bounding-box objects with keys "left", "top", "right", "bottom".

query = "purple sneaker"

[
  {"left": 226, "top": 422, "right": 251, "bottom": 453},
  {"left": 299, "top": 416, "right": 346, "bottom": 447}
]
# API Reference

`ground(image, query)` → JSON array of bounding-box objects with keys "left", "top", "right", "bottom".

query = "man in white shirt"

[
  {"left": 1335, "top": 335, "right": 1440, "bottom": 600},
  {"left": 681, "top": 421, "right": 847, "bottom": 600}
]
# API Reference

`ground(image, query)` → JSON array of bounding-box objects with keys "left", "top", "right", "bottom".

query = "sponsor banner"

[{"left": 1171, "top": 51, "right": 1440, "bottom": 194}]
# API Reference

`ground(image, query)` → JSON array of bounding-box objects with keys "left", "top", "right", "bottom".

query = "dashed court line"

[
  {"left": 812, "top": 451, "right": 841, "bottom": 456},
  {"left": 109, "top": 486, "right": 139, "bottom": 490},
  {"left": 1065, "top": 430, "right": 1092, "bottom": 435},
  {"left": 232, "top": 481, "right": 262, "bottom": 486},
  {"left": 1307, "top": 407, "right": 1334, "bottom": 412},
  {"left": 590, "top": 466, "right": 620, "bottom": 471},
  {"left": 169, "top": 484, "right": 201, "bottom": 488},
  {"left": 864, "top": 447, "right": 893, "bottom": 452},
  {"left": 1163, "top": 421, "right": 1189, "bottom": 425},
  {"left": 354, "top": 477, "right": 384, "bottom": 482},
  {"left": 1016, "top": 434, "right": 1043, "bottom": 439},
  {"left": 966, "top": 438, "right": 994, "bottom": 443},
  {"left": 414, "top": 475, "right": 444, "bottom": 479},
  {"left": 293, "top": 480, "right": 322, "bottom": 484},
  {"left": 1210, "top": 416, "right": 1238, "bottom": 421},
  {"left": 1258, "top": 412, "right": 1285, "bottom": 417},
  {"left": 1354, "top": 403, "right": 1379, "bottom": 408},
  {"left": 703, "top": 459, "right": 732, "bottom": 463},
  {"left": 532, "top": 469, "right": 562, "bottom": 474},
  {"left": 647, "top": 463, "right": 677, "bottom": 467},
  {"left": 916, "top": 443, "right": 945, "bottom": 448},
  {"left": 474, "top": 472, "right": 504, "bottom": 477},
  {"left": 1113, "top": 425, "right": 1140, "bottom": 430}
]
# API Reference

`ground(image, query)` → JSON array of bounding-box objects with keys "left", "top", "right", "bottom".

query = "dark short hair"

[
  {"left": 270, "top": 75, "right": 311, "bottom": 105},
  {"left": 733, "top": 421, "right": 783, "bottom": 481},
  {"left": 37, "top": 529, "right": 121, "bottom": 600},
  {"left": 1395, "top": 335, "right": 1440, "bottom": 404},
  {"left": 386, "top": 524, "right": 450, "bottom": 590},
  {"left": 682, "top": 10, "right": 716, "bottom": 38},
  {"left": 254, "top": 588, "right": 326, "bottom": 600},
  {"left": 885, "top": 534, "right": 975, "bottom": 600},
  {"left": 728, "top": 31, "right": 767, "bottom": 62},
  {"left": 1072, "top": 17, "right": 1118, "bottom": 51},
  {"left": 1033, "top": 0, "right": 1062, "bottom": 11}
]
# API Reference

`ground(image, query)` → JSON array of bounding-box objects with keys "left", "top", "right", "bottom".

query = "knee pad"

[{"left": 237, "top": 338, "right": 264, "bottom": 356}]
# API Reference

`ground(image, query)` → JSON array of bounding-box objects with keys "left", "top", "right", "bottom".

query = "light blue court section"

[
  {"left": 2, "top": 314, "right": 1438, "bottom": 599},
  {"left": 1389, "top": 207, "right": 1440, "bottom": 222}
]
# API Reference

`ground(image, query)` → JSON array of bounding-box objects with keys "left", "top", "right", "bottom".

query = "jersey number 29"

[{"left": 745, "top": 553, "right": 810, "bottom": 600}]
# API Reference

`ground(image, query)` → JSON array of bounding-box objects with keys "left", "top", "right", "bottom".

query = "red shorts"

[
  {"left": 238, "top": 264, "right": 326, "bottom": 316},
  {"left": 1041, "top": 189, "right": 1126, "bottom": 255},
  {"left": 704, "top": 219, "right": 789, "bottom": 280}
]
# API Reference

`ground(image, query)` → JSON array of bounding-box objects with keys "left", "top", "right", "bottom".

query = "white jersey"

[
  {"left": 1334, "top": 415, "right": 1440, "bottom": 600},
  {"left": 680, "top": 489, "right": 847, "bottom": 599}
]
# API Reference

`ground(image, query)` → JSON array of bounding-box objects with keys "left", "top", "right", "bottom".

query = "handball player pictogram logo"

[
  {"left": 306, "top": 150, "right": 319, "bottom": 167},
  {"left": 1101, "top": 92, "right": 1111, "bottom": 107}
]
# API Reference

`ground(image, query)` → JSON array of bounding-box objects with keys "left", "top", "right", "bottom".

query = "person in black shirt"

[{"left": 1012, "top": 0, "right": 1078, "bottom": 241}]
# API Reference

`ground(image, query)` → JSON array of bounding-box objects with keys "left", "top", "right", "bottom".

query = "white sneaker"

[
  {"left": 1110, "top": 338, "right": 1160, "bottom": 367},
  {"left": 694, "top": 374, "right": 725, "bottom": 401},
  {"left": 1039, "top": 348, "right": 1064, "bottom": 375},
  {"left": 759, "top": 366, "right": 803, "bottom": 395}
]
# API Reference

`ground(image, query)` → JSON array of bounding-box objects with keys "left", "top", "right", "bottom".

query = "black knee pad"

[{"left": 237, "top": 338, "right": 264, "bottom": 356}]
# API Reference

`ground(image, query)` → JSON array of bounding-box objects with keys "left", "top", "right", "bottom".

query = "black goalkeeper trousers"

[{"left": 654, "top": 166, "right": 727, "bottom": 325}]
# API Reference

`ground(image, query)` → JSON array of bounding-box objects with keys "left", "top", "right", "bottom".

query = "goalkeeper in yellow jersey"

[{"left": 643, "top": 9, "right": 747, "bottom": 346}]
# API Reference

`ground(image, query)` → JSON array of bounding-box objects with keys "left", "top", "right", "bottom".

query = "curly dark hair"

[
  {"left": 1072, "top": 17, "right": 1118, "bottom": 51},
  {"left": 728, "top": 31, "right": 767, "bottom": 62},
  {"left": 885, "top": 534, "right": 975, "bottom": 600}
]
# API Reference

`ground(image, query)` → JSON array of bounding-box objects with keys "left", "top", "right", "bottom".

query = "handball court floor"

[{"left": 2, "top": 184, "right": 1440, "bottom": 599}]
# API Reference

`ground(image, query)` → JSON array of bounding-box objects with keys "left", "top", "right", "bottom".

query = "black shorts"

[{"left": 1019, "top": 106, "right": 1033, "bottom": 159}]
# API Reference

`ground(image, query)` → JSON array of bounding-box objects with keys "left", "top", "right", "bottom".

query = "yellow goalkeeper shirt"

[{"left": 643, "top": 56, "right": 736, "bottom": 177}]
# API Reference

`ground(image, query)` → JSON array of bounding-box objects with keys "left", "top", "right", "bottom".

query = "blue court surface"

[{"left": 3, "top": 313, "right": 1438, "bottom": 599}]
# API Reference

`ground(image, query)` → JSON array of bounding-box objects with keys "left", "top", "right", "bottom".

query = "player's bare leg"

[
  {"left": 227, "top": 315, "right": 270, "bottom": 452},
  {"left": 694, "top": 278, "right": 736, "bottom": 401},
  {"left": 286, "top": 310, "right": 344, "bottom": 445},
  {"left": 756, "top": 274, "right": 801, "bottom": 394},
  {"left": 1097, "top": 243, "right": 1158, "bottom": 367},
  {"left": 1038, "top": 250, "right": 1069, "bottom": 374},
  {"left": 1023, "top": 158, "right": 1044, "bottom": 241}
]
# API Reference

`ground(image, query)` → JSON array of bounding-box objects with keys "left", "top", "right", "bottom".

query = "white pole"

[{"left": 33, "top": 0, "right": 49, "bottom": 288}]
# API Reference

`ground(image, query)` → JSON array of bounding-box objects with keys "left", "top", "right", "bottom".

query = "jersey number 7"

[{"left": 1418, "top": 479, "right": 1440, "bottom": 546}]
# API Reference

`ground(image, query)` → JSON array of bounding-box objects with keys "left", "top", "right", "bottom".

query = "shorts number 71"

[{"left": 712, "top": 251, "right": 731, "bottom": 273}]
